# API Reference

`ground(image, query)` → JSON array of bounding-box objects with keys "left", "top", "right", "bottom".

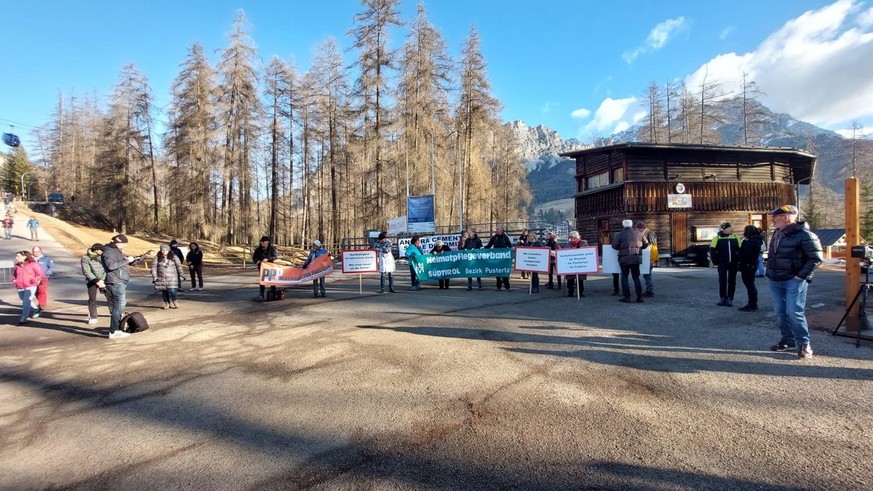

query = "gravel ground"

[{"left": 1, "top": 223, "right": 871, "bottom": 490}]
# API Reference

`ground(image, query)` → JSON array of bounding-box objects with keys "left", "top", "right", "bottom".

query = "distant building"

[
  {"left": 559, "top": 143, "right": 815, "bottom": 265},
  {"left": 811, "top": 228, "right": 847, "bottom": 260}
]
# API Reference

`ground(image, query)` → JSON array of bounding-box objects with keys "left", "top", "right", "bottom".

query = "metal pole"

[
  {"left": 457, "top": 134, "right": 463, "bottom": 231},
  {"left": 20, "top": 172, "right": 31, "bottom": 200}
]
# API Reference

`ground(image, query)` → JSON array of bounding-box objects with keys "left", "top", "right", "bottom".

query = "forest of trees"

[{"left": 1, "top": 1, "right": 531, "bottom": 247}]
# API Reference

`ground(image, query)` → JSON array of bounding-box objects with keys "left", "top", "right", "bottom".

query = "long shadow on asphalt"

[
  {"left": 0, "top": 368, "right": 805, "bottom": 490},
  {"left": 357, "top": 325, "right": 873, "bottom": 381}
]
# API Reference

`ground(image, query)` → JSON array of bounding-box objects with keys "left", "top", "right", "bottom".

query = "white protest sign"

[
  {"left": 514, "top": 247, "right": 550, "bottom": 273},
  {"left": 556, "top": 246, "right": 599, "bottom": 275},
  {"left": 341, "top": 250, "right": 379, "bottom": 274},
  {"left": 398, "top": 234, "right": 462, "bottom": 257},
  {"left": 601, "top": 244, "right": 651, "bottom": 274}
]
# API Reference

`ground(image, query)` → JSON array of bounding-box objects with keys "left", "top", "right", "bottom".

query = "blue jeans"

[
  {"left": 161, "top": 288, "right": 178, "bottom": 303},
  {"left": 105, "top": 283, "right": 127, "bottom": 334},
  {"left": 768, "top": 278, "right": 810, "bottom": 345},
  {"left": 757, "top": 256, "right": 765, "bottom": 276},
  {"left": 17, "top": 288, "right": 36, "bottom": 322}
]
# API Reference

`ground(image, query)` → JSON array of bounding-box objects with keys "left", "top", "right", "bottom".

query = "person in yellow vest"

[{"left": 634, "top": 221, "right": 658, "bottom": 297}]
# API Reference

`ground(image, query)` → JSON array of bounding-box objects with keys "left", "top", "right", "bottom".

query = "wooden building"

[{"left": 559, "top": 143, "right": 815, "bottom": 265}]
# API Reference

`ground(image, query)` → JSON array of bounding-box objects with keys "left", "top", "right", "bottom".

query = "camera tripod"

[{"left": 832, "top": 263, "right": 873, "bottom": 347}]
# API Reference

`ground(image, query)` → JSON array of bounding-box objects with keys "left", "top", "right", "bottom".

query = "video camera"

[{"left": 851, "top": 245, "right": 873, "bottom": 261}]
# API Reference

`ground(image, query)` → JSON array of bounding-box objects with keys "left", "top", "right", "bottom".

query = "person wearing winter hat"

[
  {"left": 611, "top": 219, "right": 649, "bottom": 303},
  {"left": 710, "top": 221, "right": 741, "bottom": 306},
  {"left": 152, "top": 244, "right": 185, "bottom": 309},
  {"left": 102, "top": 234, "right": 131, "bottom": 339},
  {"left": 80, "top": 243, "right": 107, "bottom": 324},
  {"left": 303, "top": 239, "right": 329, "bottom": 297},
  {"left": 252, "top": 236, "right": 278, "bottom": 301},
  {"left": 766, "top": 204, "right": 823, "bottom": 359}
]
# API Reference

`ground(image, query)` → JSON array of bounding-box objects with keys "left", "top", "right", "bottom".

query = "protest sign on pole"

[
  {"left": 342, "top": 250, "right": 378, "bottom": 294},
  {"left": 555, "top": 246, "right": 599, "bottom": 275},
  {"left": 514, "top": 247, "right": 550, "bottom": 273}
]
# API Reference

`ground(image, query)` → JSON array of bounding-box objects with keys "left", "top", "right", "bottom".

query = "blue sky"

[{"left": 1, "top": 0, "right": 871, "bottom": 152}]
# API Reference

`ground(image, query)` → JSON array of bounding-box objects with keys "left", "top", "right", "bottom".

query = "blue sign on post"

[{"left": 407, "top": 195, "right": 435, "bottom": 233}]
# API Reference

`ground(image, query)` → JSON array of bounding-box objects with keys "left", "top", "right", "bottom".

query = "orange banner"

[{"left": 259, "top": 254, "right": 333, "bottom": 286}]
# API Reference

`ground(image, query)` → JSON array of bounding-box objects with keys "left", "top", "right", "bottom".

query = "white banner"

[
  {"left": 386, "top": 215, "right": 408, "bottom": 236},
  {"left": 341, "top": 250, "right": 379, "bottom": 274},
  {"left": 514, "top": 247, "right": 550, "bottom": 273},
  {"left": 556, "top": 246, "right": 599, "bottom": 275},
  {"left": 398, "top": 234, "right": 462, "bottom": 257},
  {"left": 601, "top": 245, "right": 651, "bottom": 274}
]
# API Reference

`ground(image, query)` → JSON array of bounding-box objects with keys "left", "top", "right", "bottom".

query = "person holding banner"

[
  {"left": 526, "top": 232, "right": 543, "bottom": 293},
  {"left": 517, "top": 229, "right": 530, "bottom": 279},
  {"left": 303, "top": 240, "right": 329, "bottom": 297},
  {"left": 253, "top": 236, "right": 278, "bottom": 302},
  {"left": 461, "top": 228, "right": 483, "bottom": 291},
  {"left": 485, "top": 226, "right": 513, "bottom": 291},
  {"left": 612, "top": 219, "right": 649, "bottom": 303},
  {"left": 431, "top": 240, "right": 452, "bottom": 289},
  {"left": 406, "top": 236, "right": 424, "bottom": 291},
  {"left": 565, "top": 231, "right": 588, "bottom": 298},
  {"left": 374, "top": 232, "right": 396, "bottom": 293}
]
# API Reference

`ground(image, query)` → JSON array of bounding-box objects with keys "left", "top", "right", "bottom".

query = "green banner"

[{"left": 408, "top": 249, "right": 514, "bottom": 281}]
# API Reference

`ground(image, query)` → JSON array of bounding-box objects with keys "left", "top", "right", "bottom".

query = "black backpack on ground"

[{"left": 119, "top": 312, "right": 150, "bottom": 333}]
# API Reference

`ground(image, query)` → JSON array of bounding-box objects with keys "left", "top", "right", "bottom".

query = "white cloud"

[
  {"left": 685, "top": 0, "right": 873, "bottom": 128},
  {"left": 571, "top": 108, "right": 591, "bottom": 119},
  {"left": 623, "top": 16, "right": 688, "bottom": 63},
  {"left": 576, "top": 97, "right": 640, "bottom": 139},
  {"left": 858, "top": 6, "right": 873, "bottom": 27}
]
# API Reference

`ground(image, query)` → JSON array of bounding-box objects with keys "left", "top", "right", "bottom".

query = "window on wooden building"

[
  {"left": 612, "top": 167, "right": 624, "bottom": 183},
  {"left": 586, "top": 171, "right": 609, "bottom": 190}
]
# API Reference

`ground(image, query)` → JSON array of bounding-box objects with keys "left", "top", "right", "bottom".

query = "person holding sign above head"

[
  {"left": 485, "top": 225, "right": 512, "bottom": 291},
  {"left": 565, "top": 231, "right": 588, "bottom": 298},
  {"left": 460, "top": 228, "right": 483, "bottom": 291},
  {"left": 612, "top": 219, "right": 649, "bottom": 303},
  {"left": 405, "top": 236, "right": 424, "bottom": 291},
  {"left": 374, "top": 232, "right": 396, "bottom": 293}
]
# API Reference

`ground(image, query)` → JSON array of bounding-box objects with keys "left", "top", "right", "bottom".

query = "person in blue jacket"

[
  {"left": 405, "top": 236, "right": 424, "bottom": 291},
  {"left": 303, "top": 239, "right": 329, "bottom": 297}
]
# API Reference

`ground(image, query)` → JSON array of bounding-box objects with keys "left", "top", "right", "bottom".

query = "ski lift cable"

[{"left": 0, "top": 116, "right": 40, "bottom": 129}]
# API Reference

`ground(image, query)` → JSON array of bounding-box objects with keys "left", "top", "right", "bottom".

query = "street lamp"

[{"left": 20, "top": 172, "right": 32, "bottom": 200}]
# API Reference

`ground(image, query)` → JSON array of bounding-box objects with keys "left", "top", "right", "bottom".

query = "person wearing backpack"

[{"left": 710, "top": 221, "right": 741, "bottom": 307}]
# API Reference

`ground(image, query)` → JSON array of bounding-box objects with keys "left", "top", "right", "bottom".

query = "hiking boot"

[
  {"left": 389, "top": 288, "right": 397, "bottom": 293},
  {"left": 738, "top": 305, "right": 759, "bottom": 312},
  {"left": 798, "top": 344, "right": 814, "bottom": 359},
  {"left": 717, "top": 297, "right": 727, "bottom": 306},
  {"left": 770, "top": 338, "right": 797, "bottom": 352},
  {"left": 726, "top": 297, "right": 734, "bottom": 307},
  {"left": 257, "top": 295, "right": 265, "bottom": 302}
]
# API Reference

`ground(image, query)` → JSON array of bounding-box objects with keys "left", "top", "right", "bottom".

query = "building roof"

[
  {"left": 559, "top": 142, "right": 816, "bottom": 184},
  {"left": 811, "top": 229, "right": 846, "bottom": 247}
]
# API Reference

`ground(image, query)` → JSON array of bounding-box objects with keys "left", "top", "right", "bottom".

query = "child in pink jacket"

[{"left": 12, "top": 250, "right": 44, "bottom": 324}]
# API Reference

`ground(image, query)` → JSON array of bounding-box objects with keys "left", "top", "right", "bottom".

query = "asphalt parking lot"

[{"left": 1, "top": 229, "right": 871, "bottom": 490}]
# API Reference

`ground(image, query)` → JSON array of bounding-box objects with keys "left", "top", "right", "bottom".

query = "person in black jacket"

[
  {"left": 186, "top": 242, "right": 204, "bottom": 291},
  {"left": 485, "top": 225, "right": 513, "bottom": 291},
  {"left": 102, "top": 234, "right": 132, "bottom": 339},
  {"left": 545, "top": 232, "right": 562, "bottom": 290},
  {"left": 737, "top": 225, "right": 764, "bottom": 312},
  {"left": 253, "top": 236, "right": 278, "bottom": 301},
  {"left": 710, "top": 221, "right": 741, "bottom": 306},
  {"left": 461, "top": 228, "right": 484, "bottom": 290},
  {"left": 169, "top": 239, "right": 186, "bottom": 292},
  {"left": 765, "top": 205, "right": 823, "bottom": 358},
  {"left": 517, "top": 229, "right": 529, "bottom": 279}
]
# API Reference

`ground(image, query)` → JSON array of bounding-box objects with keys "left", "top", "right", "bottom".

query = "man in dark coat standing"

[
  {"left": 612, "top": 219, "right": 648, "bottom": 303},
  {"left": 485, "top": 225, "right": 513, "bottom": 291},
  {"left": 766, "top": 205, "right": 823, "bottom": 359},
  {"left": 102, "top": 234, "right": 132, "bottom": 339},
  {"left": 710, "top": 222, "right": 741, "bottom": 306},
  {"left": 253, "top": 236, "right": 278, "bottom": 301}
]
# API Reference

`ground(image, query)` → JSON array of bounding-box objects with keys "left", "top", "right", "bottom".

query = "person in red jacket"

[{"left": 12, "top": 250, "right": 44, "bottom": 325}]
